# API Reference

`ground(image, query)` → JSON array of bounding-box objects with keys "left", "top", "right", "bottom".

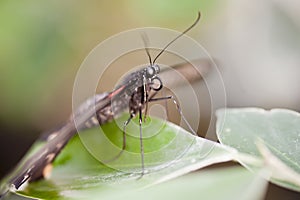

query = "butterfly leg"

[
  {"left": 137, "top": 106, "right": 145, "bottom": 179},
  {"left": 103, "top": 114, "right": 133, "bottom": 163}
]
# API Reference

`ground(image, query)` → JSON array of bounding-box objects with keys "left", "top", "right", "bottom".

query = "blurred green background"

[{"left": 0, "top": 0, "right": 300, "bottom": 199}]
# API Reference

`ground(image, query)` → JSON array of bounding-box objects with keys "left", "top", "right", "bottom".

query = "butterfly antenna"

[
  {"left": 141, "top": 32, "right": 153, "bottom": 66},
  {"left": 153, "top": 12, "right": 201, "bottom": 64}
]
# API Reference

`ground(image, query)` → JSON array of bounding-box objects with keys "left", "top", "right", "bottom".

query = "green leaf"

[
  {"left": 4, "top": 117, "right": 234, "bottom": 199},
  {"left": 101, "top": 166, "right": 268, "bottom": 200},
  {"left": 216, "top": 108, "right": 300, "bottom": 192}
]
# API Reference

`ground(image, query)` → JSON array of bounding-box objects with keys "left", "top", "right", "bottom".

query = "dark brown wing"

[
  {"left": 0, "top": 92, "right": 113, "bottom": 196},
  {"left": 159, "top": 59, "right": 211, "bottom": 88}
]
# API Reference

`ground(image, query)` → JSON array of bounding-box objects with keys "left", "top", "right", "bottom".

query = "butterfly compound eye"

[
  {"left": 146, "top": 66, "right": 155, "bottom": 77},
  {"left": 146, "top": 65, "right": 160, "bottom": 78},
  {"left": 153, "top": 64, "right": 160, "bottom": 74}
]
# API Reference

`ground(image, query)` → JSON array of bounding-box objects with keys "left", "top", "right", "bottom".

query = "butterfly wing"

[{"left": 0, "top": 93, "right": 112, "bottom": 196}]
